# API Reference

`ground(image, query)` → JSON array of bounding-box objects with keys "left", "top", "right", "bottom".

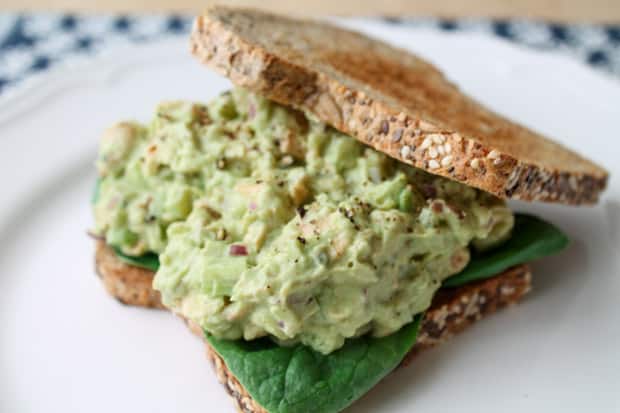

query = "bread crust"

[
  {"left": 94, "top": 241, "right": 164, "bottom": 309},
  {"left": 190, "top": 6, "right": 608, "bottom": 205},
  {"left": 95, "top": 241, "right": 531, "bottom": 412}
]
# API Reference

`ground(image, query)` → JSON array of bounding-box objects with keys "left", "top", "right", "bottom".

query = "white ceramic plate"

[{"left": 1, "top": 20, "right": 619, "bottom": 413}]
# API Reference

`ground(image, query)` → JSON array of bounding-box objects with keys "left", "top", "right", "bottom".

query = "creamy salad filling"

[{"left": 93, "top": 88, "right": 514, "bottom": 354}]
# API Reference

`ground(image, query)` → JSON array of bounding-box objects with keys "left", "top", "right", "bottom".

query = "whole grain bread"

[
  {"left": 95, "top": 241, "right": 164, "bottom": 308},
  {"left": 95, "top": 241, "right": 531, "bottom": 412},
  {"left": 190, "top": 6, "right": 608, "bottom": 205}
]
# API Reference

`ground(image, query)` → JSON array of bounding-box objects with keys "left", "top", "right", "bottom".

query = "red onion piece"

[{"left": 229, "top": 244, "right": 248, "bottom": 256}]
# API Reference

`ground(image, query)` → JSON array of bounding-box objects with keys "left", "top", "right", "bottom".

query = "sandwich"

[{"left": 91, "top": 6, "right": 608, "bottom": 413}]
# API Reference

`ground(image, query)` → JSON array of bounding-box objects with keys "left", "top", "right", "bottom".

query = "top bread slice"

[{"left": 190, "top": 6, "right": 608, "bottom": 205}]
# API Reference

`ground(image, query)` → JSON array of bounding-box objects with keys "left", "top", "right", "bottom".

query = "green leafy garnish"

[
  {"left": 200, "top": 213, "right": 568, "bottom": 413},
  {"left": 105, "top": 212, "right": 568, "bottom": 412},
  {"left": 206, "top": 314, "right": 422, "bottom": 413},
  {"left": 112, "top": 247, "right": 160, "bottom": 271},
  {"left": 443, "top": 214, "right": 569, "bottom": 288}
]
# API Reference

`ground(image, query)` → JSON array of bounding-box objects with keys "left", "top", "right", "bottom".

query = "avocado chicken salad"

[
  {"left": 93, "top": 88, "right": 515, "bottom": 354},
  {"left": 92, "top": 86, "right": 572, "bottom": 413}
]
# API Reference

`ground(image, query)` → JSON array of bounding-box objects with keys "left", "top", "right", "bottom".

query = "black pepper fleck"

[{"left": 296, "top": 206, "right": 306, "bottom": 218}]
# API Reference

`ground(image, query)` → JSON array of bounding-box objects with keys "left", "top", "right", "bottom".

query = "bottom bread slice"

[{"left": 94, "top": 241, "right": 531, "bottom": 413}]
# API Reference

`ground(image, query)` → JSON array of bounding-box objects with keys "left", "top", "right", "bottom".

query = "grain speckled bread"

[
  {"left": 95, "top": 241, "right": 531, "bottom": 413},
  {"left": 190, "top": 6, "right": 608, "bottom": 205}
]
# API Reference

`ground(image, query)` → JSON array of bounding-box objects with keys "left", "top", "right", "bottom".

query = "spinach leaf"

[
  {"left": 203, "top": 214, "right": 567, "bottom": 412},
  {"left": 443, "top": 213, "right": 569, "bottom": 288},
  {"left": 112, "top": 247, "right": 160, "bottom": 272},
  {"left": 106, "top": 212, "right": 566, "bottom": 412},
  {"left": 206, "top": 315, "right": 422, "bottom": 413}
]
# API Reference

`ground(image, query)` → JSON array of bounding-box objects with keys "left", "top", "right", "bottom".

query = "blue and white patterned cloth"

[{"left": 0, "top": 14, "right": 619, "bottom": 96}]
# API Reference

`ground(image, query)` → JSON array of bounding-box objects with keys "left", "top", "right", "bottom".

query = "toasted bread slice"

[
  {"left": 190, "top": 6, "right": 608, "bottom": 205},
  {"left": 95, "top": 241, "right": 531, "bottom": 412}
]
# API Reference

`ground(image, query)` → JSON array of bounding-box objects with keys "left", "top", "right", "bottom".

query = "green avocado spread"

[{"left": 93, "top": 88, "right": 514, "bottom": 354}]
